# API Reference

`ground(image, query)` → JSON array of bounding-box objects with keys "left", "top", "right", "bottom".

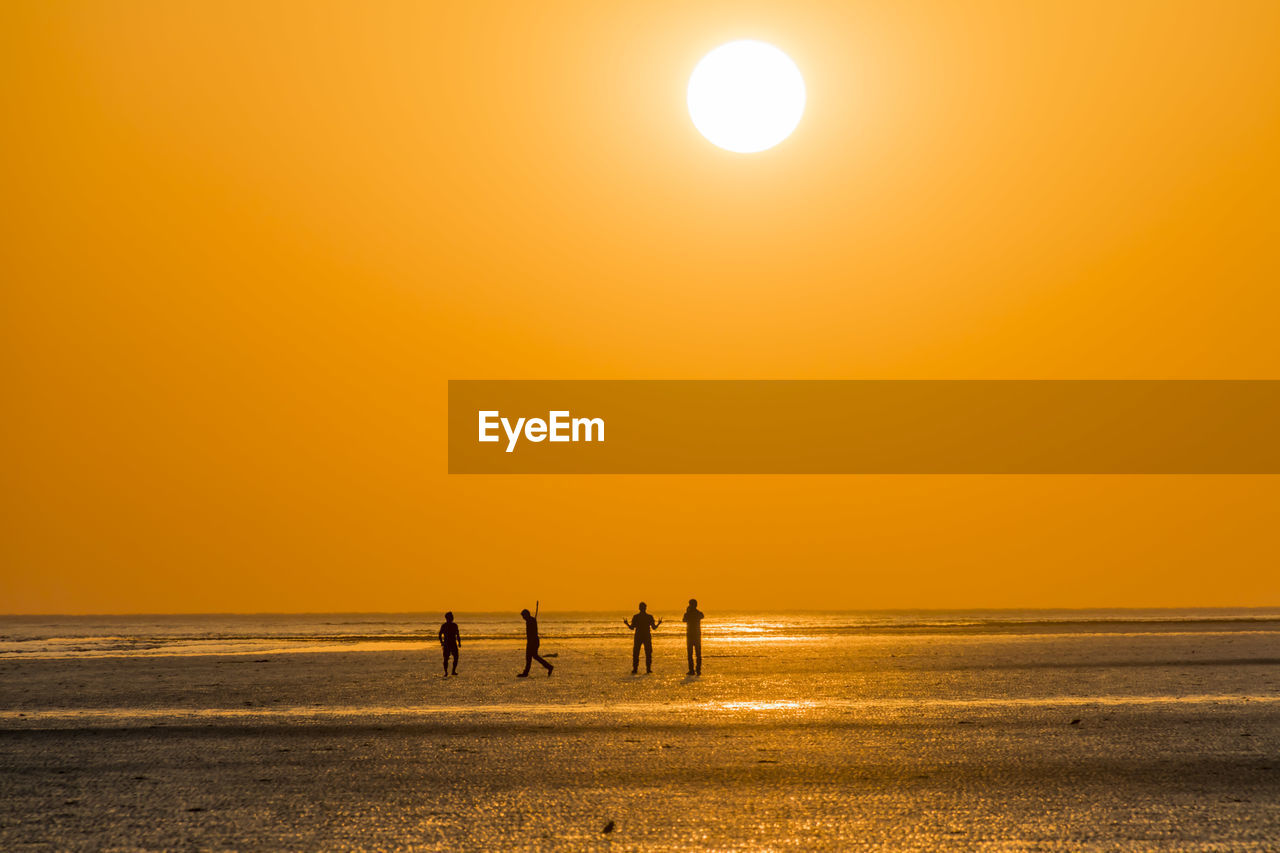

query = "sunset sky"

[{"left": 3, "top": 0, "right": 1279, "bottom": 613}]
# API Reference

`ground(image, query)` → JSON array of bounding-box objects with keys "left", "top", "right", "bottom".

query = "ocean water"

[{"left": 1, "top": 608, "right": 1277, "bottom": 659}]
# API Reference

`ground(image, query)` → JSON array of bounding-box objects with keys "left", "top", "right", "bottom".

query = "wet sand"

[{"left": 2, "top": 629, "right": 1279, "bottom": 849}]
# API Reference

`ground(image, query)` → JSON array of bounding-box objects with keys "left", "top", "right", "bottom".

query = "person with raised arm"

[
  {"left": 438, "top": 611, "right": 461, "bottom": 677},
  {"left": 682, "top": 599, "right": 704, "bottom": 676},
  {"left": 518, "top": 601, "right": 554, "bottom": 677},
  {"left": 623, "top": 602, "right": 662, "bottom": 675}
]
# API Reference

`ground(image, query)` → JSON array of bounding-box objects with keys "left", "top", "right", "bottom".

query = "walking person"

[
  {"left": 682, "top": 599, "right": 704, "bottom": 676},
  {"left": 438, "top": 611, "right": 461, "bottom": 677},
  {"left": 518, "top": 602, "right": 554, "bottom": 677},
  {"left": 623, "top": 602, "right": 662, "bottom": 675}
]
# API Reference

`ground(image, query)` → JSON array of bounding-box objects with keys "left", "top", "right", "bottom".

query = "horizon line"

[{"left": 4, "top": 605, "right": 1280, "bottom": 619}]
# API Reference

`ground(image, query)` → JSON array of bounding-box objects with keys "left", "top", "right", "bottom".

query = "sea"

[{"left": 2, "top": 608, "right": 1277, "bottom": 659}]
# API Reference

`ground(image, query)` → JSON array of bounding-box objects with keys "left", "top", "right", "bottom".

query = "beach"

[{"left": 2, "top": 612, "right": 1278, "bottom": 850}]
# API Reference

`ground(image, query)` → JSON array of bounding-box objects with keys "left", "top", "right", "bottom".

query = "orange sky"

[{"left": 3, "top": 0, "right": 1279, "bottom": 613}]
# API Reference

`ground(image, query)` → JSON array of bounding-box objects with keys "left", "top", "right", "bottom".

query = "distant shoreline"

[{"left": 4, "top": 609, "right": 1280, "bottom": 661}]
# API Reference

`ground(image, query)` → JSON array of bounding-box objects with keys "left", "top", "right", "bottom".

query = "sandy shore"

[{"left": 2, "top": 630, "right": 1278, "bottom": 849}]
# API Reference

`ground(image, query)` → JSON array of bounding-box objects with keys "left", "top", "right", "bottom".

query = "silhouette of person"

[
  {"left": 682, "top": 599, "right": 704, "bottom": 675},
  {"left": 438, "top": 611, "right": 460, "bottom": 677},
  {"left": 518, "top": 602, "right": 553, "bottom": 677},
  {"left": 623, "top": 602, "right": 662, "bottom": 675}
]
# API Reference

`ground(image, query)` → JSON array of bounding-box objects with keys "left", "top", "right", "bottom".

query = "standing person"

[
  {"left": 438, "top": 611, "right": 461, "bottom": 677},
  {"left": 518, "top": 602, "right": 554, "bottom": 677},
  {"left": 682, "top": 599, "right": 704, "bottom": 676},
  {"left": 623, "top": 602, "right": 662, "bottom": 675}
]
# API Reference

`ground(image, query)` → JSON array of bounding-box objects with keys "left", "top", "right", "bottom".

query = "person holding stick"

[{"left": 518, "top": 601, "right": 554, "bottom": 677}]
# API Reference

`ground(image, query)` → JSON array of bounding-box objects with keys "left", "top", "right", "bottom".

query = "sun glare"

[{"left": 687, "top": 40, "right": 806, "bottom": 153}]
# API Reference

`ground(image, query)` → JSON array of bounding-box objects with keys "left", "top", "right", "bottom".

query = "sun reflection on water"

[{"left": 717, "top": 700, "right": 820, "bottom": 712}]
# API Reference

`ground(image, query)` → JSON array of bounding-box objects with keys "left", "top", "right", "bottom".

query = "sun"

[{"left": 687, "top": 40, "right": 806, "bottom": 154}]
